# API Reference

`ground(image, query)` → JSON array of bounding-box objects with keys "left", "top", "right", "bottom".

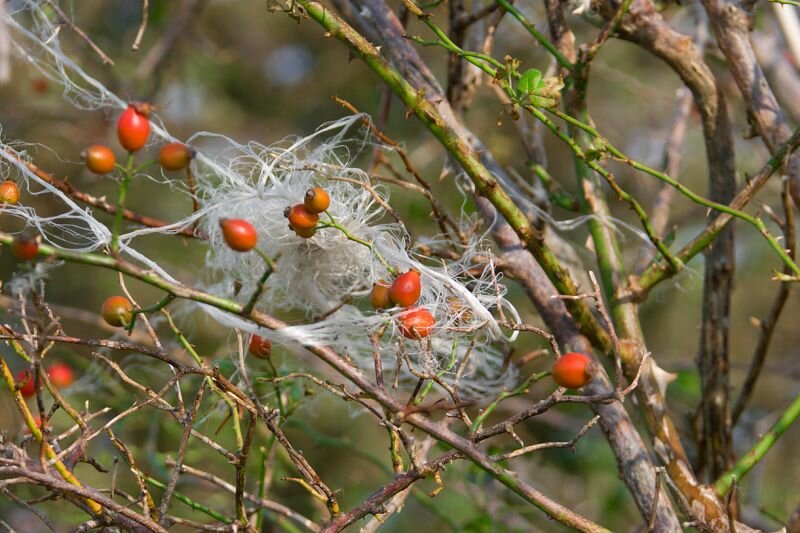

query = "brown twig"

[
  {"left": 335, "top": 97, "right": 465, "bottom": 244},
  {"left": 0, "top": 462, "right": 164, "bottom": 532},
  {"left": 42, "top": 0, "right": 114, "bottom": 65},
  {"left": 491, "top": 415, "right": 600, "bottom": 461},
  {"left": 700, "top": 0, "right": 800, "bottom": 209},
  {"left": 156, "top": 380, "right": 206, "bottom": 521},
  {"left": 133, "top": 0, "right": 207, "bottom": 86},
  {"left": 165, "top": 460, "right": 321, "bottom": 531},
  {"left": 132, "top": 0, "right": 149, "bottom": 51}
]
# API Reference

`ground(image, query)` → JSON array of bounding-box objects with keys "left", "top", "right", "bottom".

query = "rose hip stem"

[
  {"left": 318, "top": 210, "right": 398, "bottom": 276},
  {"left": 242, "top": 248, "right": 277, "bottom": 315},
  {"left": 110, "top": 152, "right": 135, "bottom": 255}
]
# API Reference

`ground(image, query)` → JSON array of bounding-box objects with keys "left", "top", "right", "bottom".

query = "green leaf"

[{"left": 517, "top": 68, "right": 543, "bottom": 95}]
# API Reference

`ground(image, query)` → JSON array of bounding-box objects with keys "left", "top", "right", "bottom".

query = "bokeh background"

[{"left": 1, "top": 1, "right": 798, "bottom": 531}]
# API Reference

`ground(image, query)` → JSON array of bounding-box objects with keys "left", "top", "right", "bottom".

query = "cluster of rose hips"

[
  {"left": 215, "top": 191, "right": 332, "bottom": 362},
  {"left": 370, "top": 270, "right": 435, "bottom": 340},
  {"left": 17, "top": 361, "right": 74, "bottom": 398},
  {"left": 216, "top": 187, "right": 332, "bottom": 252},
  {"left": 284, "top": 186, "right": 330, "bottom": 238},
  {"left": 83, "top": 103, "right": 195, "bottom": 174},
  {"left": 1, "top": 104, "right": 196, "bottom": 263}
]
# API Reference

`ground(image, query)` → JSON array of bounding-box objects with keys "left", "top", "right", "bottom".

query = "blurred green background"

[{"left": 1, "top": 1, "right": 798, "bottom": 531}]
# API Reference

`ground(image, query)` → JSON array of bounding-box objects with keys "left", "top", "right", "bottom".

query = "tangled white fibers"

[{"left": 1, "top": 0, "right": 527, "bottom": 399}]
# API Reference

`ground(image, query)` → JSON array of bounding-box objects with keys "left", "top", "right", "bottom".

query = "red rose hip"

[
  {"left": 248, "top": 335, "right": 272, "bottom": 359},
  {"left": 82, "top": 144, "right": 117, "bottom": 174},
  {"left": 159, "top": 143, "right": 194, "bottom": 171},
  {"left": 369, "top": 280, "right": 393, "bottom": 310},
  {"left": 47, "top": 362, "right": 74, "bottom": 389},
  {"left": 17, "top": 370, "right": 36, "bottom": 398},
  {"left": 0, "top": 180, "right": 20, "bottom": 204},
  {"left": 117, "top": 104, "right": 151, "bottom": 152},
  {"left": 304, "top": 187, "right": 330, "bottom": 214},
  {"left": 102, "top": 296, "right": 134, "bottom": 327},
  {"left": 390, "top": 270, "right": 421, "bottom": 307},
  {"left": 551, "top": 352, "right": 596, "bottom": 389},
  {"left": 10, "top": 233, "right": 39, "bottom": 261},
  {"left": 398, "top": 307, "right": 435, "bottom": 339},
  {"left": 220, "top": 218, "right": 258, "bottom": 252},
  {"left": 285, "top": 204, "right": 319, "bottom": 231}
]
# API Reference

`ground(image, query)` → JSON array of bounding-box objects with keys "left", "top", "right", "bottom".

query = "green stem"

[
  {"left": 111, "top": 153, "right": 135, "bottom": 255},
  {"left": 408, "top": 35, "right": 506, "bottom": 72},
  {"left": 126, "top": 293, "right": 176, "bottom": 333},
  {"left": 320, "top": 211, "right": 397, "bottom": 275},
  {"left": 144, "top": 474, "right": 233, "bottom": 524},
  {"left": 715, "top": 391, "right": 800, "bottom": 495},
  {"left": 470, "top": 371, "right": 550, "bottom": 433},
  {"left": 131, "top": 159, "right": 157, "bottom": 175},
  {"left": 243, "top": 249, "right": 275, "bottom": 315},
  {"left": 495, "top": 0, "right": 574, "bottom": 70},
  {"left": 548, "top": 107, "right": 800, "bottom": 275},
  {"left": 530, "top": 106, "right": 682, "bottom": 273}
]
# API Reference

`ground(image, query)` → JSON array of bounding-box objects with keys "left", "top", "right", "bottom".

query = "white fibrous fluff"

[
  {"left": 190, "top": 116, "right": 520, "bottom": 398},
  {"left": 2, "top": 0, "right": 521, "bottom": 399}
]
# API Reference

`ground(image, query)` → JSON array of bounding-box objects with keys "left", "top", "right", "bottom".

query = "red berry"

[
  {"left": 10, "top": 233, "right": 39, "bottom": 261},
  {"left": 117, "top": 104, "right": 151, "bottom": 152},
  {"left": 398, "top": 307, "right": 435, "bottom": 339},
  {"left": 220, "top": 218, "right": 258, "bottom": 252},
  {"left": 304, "top": 187, "right": 330, "bottom": 214},
  {"left": 17, "top": 370, "right": 36, "bottom": 398},
  {"left": 102, "top": 296, "right": 134, "bottom": 327},
  {"left": 248, "top": 335, "right": 272, "bottom": 359},
  {"left": 47, "top": 362, "right": 74, "bottom": 389},
  {"left": 159, "top": 143, "right": 194, "bottom": 171},
  {"left": 390, "top": 271, "right": 421, "bottom": 307},
  {"left": 82, "top": 144, "right": 117, "bottom": 174},
  {"left": 551, "top": 352, "right": 596, "bottom": 389},
  {"left": 0, "top": 180, "right": 20, "bottom": 204},
  {"left": 369, "top": 280, "right": 392, "bottom": 310},
  {"left": 285, "top": 204, "right": 319, "bottom": 231}
]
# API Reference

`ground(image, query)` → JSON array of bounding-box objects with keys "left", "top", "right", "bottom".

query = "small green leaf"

[{"left": 517, "top": 68, "right": 543, "bottom": 95}]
